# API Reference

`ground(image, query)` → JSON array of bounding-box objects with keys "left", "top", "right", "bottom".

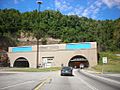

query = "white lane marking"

[
  {"left": 1, "top": 80, "right": 35, "bottom": 89},
  {"left": 73, "top": 69, "right": 77, "bottom": 75},
  {"left": 77, "top": 77, "right": 99, "bottom": 90}
]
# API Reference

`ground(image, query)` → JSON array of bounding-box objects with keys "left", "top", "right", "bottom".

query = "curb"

[{"left": 78, "top": 69, "right": 120, "bottom": 88}]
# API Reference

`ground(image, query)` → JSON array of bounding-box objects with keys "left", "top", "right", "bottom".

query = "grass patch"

[
  {"left": 93, "top": 52, "right": 120, "bottom": 73},
  {"left": 92, "top": 64, "right": 120, "bottom": 73},
  {"left": 5, "top": 67, "right": 61, "bottom": 72},
  {"left": 98, "top": 51, "right": 120, "bottom": 64}
]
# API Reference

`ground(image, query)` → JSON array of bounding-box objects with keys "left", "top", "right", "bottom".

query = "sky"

[{"left": 0, "top": 0, "right": 120, "bottom": 20}]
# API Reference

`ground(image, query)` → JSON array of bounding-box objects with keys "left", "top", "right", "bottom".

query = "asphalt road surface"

[
  {"left": 0, "top": 69, "right": 120, "bottom": 90},
  {"left": 0, "top": 71, "right": 56, "bottom": 90},
  {"left": 96, "top": 74, "right": 120, "bottom": 82},
  {"left": 41, "top": 69, "right": 120, "bottom": 90}
]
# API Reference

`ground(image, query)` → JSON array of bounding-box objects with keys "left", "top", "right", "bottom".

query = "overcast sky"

[{"left": 0, "top": 0, "right": 120, "bottom": 20}]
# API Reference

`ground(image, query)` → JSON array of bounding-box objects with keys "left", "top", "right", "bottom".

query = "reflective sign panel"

[
  {"left": 66, "top": 43, "right": 91, "bottom": 49},
  {"left": 12, "top": 46, "right": 32, "bottom": 52}
]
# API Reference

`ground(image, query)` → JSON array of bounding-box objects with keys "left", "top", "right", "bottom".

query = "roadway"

[
  {"left": 0, "top": 71, "right": 56, "bottom": 90},
  {"left": 41, "top": 69, "right": 120, "bottom": 90},
  {"left": 0, "top": 69, "right": 120, "bottom": 90}
]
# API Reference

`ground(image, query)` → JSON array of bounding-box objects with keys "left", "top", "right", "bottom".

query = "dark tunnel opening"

[
  {"left": 68, "top": 55, "right": 89, "bottom": 68},
  {"left": 14, "top": 57, "right": 29, "bottom": 68}
]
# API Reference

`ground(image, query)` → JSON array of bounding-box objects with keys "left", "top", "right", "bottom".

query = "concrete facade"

[{"left": 8, "top": 42, "right": 98, "bottom": 68}]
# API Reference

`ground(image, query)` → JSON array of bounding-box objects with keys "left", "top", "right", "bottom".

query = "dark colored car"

[{"left": 61, "top": 66, "right": 73, "bottom": 76}]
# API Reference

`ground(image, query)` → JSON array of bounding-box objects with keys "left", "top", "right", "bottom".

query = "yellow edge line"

[{"left": 34, "top": 77, "right": 51, "bottom": 90}]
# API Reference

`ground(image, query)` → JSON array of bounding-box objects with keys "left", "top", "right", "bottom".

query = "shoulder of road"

[
  {"left": 82, "top": 69, "right": 120, "bottom": 77},
  {"left": 78, "top": 69, "right": 120, "bottom": 88}
]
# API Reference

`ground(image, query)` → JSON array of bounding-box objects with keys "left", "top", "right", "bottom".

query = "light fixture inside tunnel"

[{"left": 70, "top": 58, "right": 87, "bottom": 61}]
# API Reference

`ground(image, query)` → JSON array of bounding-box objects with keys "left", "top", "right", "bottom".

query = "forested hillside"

[{"left": 0, "top": 9, "right": 120, "bottom": 51}]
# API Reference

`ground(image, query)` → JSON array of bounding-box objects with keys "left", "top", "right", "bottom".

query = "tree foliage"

[{"left": 0, "top": 9, "right": 120, "bottom": 51}]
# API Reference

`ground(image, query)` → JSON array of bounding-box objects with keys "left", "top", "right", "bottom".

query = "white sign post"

[
  {"left": 42, "top": 58, "right": 47, "bottom": 68},
  {"left": 102, "top": 57, "right": 108, "bottom": 64},
  {"left": 102, "top": 57, "right": 108, "bottom": 74}
]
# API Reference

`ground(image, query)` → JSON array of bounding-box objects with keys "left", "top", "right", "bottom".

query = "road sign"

[{"left": 102, "top": 57, "right": 108, "bottom": 64}]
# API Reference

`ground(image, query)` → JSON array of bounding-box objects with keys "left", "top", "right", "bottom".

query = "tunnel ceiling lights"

[{"left": 70, "top": 58, "right": 87, "bottom": 61}]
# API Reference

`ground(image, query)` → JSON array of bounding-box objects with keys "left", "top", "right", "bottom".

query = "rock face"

[
  {"left": 18, "top": 32, "right": 61, "bottom": 45},
  {"left": 17, "top": 37, "right": 61, "bottom": 46}
]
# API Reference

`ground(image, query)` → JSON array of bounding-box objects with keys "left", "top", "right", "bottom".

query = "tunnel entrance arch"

[
  {"left": 13, "top": 57, "right": 29, "bottom": 67},
  {"left": 68, "top": 55, "right": 89, "bottom": 68}
]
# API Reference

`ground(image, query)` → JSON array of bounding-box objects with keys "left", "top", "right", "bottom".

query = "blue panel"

[
  {"left": 66, "top": 43, "right": 91, "bottom": 49},
  {"left": 12, "top": 46, "right": 32, "bottom": 52}
]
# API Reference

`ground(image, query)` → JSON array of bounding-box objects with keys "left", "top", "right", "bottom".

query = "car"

[
  {"left": 79, "top": 63, "right": 84, "bottom": 69},
  {"left": 61, "top": 66, "right": 73, "bottom": 76}
]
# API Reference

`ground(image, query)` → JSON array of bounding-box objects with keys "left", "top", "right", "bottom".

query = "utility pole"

[{"left": 36, "top": 0, "right": 42, "bottom": 68}]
